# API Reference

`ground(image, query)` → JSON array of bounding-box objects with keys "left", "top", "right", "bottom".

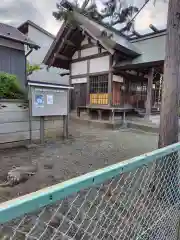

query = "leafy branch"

[{"left": 27, "top": 62, "right": 41, "bottom": 76}]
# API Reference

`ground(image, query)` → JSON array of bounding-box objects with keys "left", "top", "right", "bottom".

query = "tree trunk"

[
  {"left": 158, "top": 0, "right": 180, "bottom": 148},
  {"left": 156, "top": 0, "right": 180, "bottom": 205}
]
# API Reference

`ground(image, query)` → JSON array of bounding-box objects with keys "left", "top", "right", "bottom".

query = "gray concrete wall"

[{"left": 0, "top": 100, "right": 63, "bottom": 148}]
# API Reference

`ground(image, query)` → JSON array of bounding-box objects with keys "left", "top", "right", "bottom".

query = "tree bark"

[
  {"left": 158, "top": 0, "right": 180, "bottom": 148},
  {"left": 156, "top": 0, "right": 180, "bottom": 205}
]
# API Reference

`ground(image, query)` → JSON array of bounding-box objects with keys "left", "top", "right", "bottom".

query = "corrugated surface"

[{"left": 0, "top": 45, "right": 26, "bottom": 87}]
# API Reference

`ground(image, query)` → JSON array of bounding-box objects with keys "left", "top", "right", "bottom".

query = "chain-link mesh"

[{"left": 0, "top": 150, "right": 180, "bottom": 239}]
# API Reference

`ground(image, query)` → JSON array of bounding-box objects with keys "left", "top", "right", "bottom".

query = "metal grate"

[
  {"left": 0, "top": 143, "right": 180, "bottom": 239},
  {"left": 89, "top": 75, "right": 109, "bottom": 105},
  {"left": 89, "top": 75, "right": 108, "bottom": 94}
]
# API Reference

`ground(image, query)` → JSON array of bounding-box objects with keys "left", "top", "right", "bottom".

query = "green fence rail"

[{"left": 0, "top": 142, "right": 180, "bottom": 239}]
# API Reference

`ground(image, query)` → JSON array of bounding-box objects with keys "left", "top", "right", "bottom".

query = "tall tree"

[{"left": 53, "top": 0, "right": 138, "bottom": 31}]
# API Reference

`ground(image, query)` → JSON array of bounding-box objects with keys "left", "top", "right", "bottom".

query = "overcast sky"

[{"left": 0, "top": 0, "right": 168, "bottom": 35}]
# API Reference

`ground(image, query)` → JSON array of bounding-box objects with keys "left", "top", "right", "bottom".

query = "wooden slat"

[{"left": 54, "top": 53, "right": 70, "bottom": 61}]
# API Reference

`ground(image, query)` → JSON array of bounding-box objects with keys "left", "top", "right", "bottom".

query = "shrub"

[{"left": 0, "top": 72, "right": 25, "bottom": 99}]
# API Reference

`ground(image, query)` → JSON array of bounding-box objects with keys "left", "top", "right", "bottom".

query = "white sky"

[{"left": 0, "top": 0, "right": 168, "bottom": 35}]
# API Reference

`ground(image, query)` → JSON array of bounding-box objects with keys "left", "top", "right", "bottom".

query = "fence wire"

[{"left": 0, "top": 150, "right": 180, "bottom": 239}]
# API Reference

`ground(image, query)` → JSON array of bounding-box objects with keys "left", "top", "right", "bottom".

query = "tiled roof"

[{"left": 0, "top": 22, "right": 39, "bottom": 49}]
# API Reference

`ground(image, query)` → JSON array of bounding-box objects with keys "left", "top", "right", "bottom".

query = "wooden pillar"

[
  {"left": 145, "top": 68, "right": 154, "bottom": 119},
  {"left": 98, "top": 110, "right": 102, "bottom": 120},
  {"left": 108, "top": 55, "right": 113, "bottom": 106},
  {"left": 63, "top": 115, "right": 68, "bottom": 138},
  {"left": 40, "top": 116, "right": 45, "bottom": 144},
  {"left": 28, "top": 86, "right": 32, "bottom": 144},
  {"left": 87, "top": 59, "right": 90, "bottom": 105}
]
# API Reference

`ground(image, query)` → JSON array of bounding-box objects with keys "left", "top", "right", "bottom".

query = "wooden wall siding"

[
  {"left": 72, "top": 77, "right": 87, "bottom": 84},
  {"left": 102, "top": 48, "right": 107, "bottom": 53},
  {"left": 0, "top": 38, "right": 24, "bottom": 51},
  {"left": 81, "top": 37, "right": 89, "bottom": 46},
  {"left": 89, "top": 55, "right": 110, "bottom": 73},
  {"left": 113, "top": 75, "right": 124, "bottom": 83},
  {"left": 71, "top": 61, "right": 88, "bottom": 76},
  {"left": 0, "top": 101, "right": 63, "bottom": 145},
  {"left": 71, "top": 83, "right": 87, "bottom": 109},
  {"left": 0, "top": 46, "right": 26, "bottom": 88},
  {"left": 112, "top": 82, "right": 121, "bottom": 106},
  {"left": 72, "top": 51, "right": 79, "bottom": 60},
  {"left": 81, "top": 47, "right": 98, "bottom": 58}
]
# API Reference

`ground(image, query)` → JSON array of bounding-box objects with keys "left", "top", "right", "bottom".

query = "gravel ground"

[{"left": 0, "top": 123, "right": 158, "bottom": 203}]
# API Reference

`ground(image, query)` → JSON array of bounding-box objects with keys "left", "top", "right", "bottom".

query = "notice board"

[{"left": 31, "top": 87, "right": 68, "bottom": 117}]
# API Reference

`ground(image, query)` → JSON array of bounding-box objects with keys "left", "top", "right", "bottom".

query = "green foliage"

[
  {"left": 53, "top": 0, "right": 139, "bottom": 31},
  {"left": 0, "top": 72, "right": 25, "bottom": 99},
  {"left": 27, "top": 62, "right": 41, "bottom": 76}
]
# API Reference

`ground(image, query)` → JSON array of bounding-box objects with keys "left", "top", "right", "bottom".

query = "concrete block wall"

[{"left": 0, "top": 100, "right": 63, "bottom": 148}]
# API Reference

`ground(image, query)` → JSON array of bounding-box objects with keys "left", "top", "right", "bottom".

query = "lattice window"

[
  {"left": 89, "top": 75, "right": 108, "bottom": 94},
  {"left": 129, "top": 82, "right": 147, "bottom": 95}
]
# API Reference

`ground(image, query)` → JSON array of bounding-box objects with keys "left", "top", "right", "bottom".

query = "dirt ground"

[{"left": 0, "top": 123, "right": 158, "bottom": 203}]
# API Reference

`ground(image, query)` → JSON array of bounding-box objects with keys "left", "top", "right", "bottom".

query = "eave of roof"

[
  {"left": 0, "top": 35, "right": 40, "bottom": 50},
  {"left": 43, "top": 11, "right": 141, "bottom": 68},
  {"left": 130, "top": 29, "right": 167, "bottom": 43},
  {"left": 18, "top": 20, "right": 55, "bottom": 39},
  {"left": 0, "top": 22, "right": 39, "bottom": 49},
  {"left": 43, "top": 21, "right": 67, "bottom": 67}
]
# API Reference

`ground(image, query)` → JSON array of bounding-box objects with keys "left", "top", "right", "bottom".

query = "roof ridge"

[{"left": 72, "top": 7, "right": 128, "bottom": 38}]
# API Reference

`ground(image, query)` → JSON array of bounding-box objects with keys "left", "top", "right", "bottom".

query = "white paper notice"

[{"left": 47, "top": 95, "right": 53, "bottom": 105}]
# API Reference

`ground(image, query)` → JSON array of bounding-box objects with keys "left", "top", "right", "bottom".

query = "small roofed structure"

[
  {"left": 43, "top": 4, "right": 166, "bottom": 121},
  {"left": 0, "top": 22, "right": 39, "bottom": 88}
]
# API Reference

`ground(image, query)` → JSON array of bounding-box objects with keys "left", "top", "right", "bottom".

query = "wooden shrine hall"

[{"left": 43, "top": 4, "right": 165, "bottom": 121}]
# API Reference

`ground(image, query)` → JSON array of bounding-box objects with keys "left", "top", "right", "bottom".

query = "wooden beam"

[
  {"left": 149, "top": 24, "right": 159, "bottom": 33},
  {"left": 87, "top": 59, "right": 90, "bottom": 105},
  {"left": 71, "top": 52, "right": 109, "bottom": 63},
  {"left": 54, "top": 53, "right": 70, "bottom": 61},
  {"left": 49, "top": 27, "right": 72, "bottom": 67},
  {"left": 114, "top": 70, "right": 147, "bottom": 82},
  {"left": 145, "top": 68, "right": 154, "bottom": 119},
  {"left": 132, "top": 30, "right": 142, "bottom": 38},
  {"left": 108, "top": 55, "right": 113, "bottom": 106},
  {"left": 64, "top": 39, "right": 75, "bottom": 47}
]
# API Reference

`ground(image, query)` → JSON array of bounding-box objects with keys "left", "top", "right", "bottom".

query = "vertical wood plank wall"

[
  {"left": 112, "top": 82, "right": 121, "bottom": 106},
  {"left": 0, "top": 45, "right": 26, "bottom": 88}
]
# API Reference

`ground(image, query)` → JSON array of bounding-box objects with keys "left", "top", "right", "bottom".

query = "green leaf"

[
  {"left": 26, "top": 62, "right": 41, "bottom": 76},
  {"left": 0, "top": 72, "right": 25, "bottom": 100}
]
